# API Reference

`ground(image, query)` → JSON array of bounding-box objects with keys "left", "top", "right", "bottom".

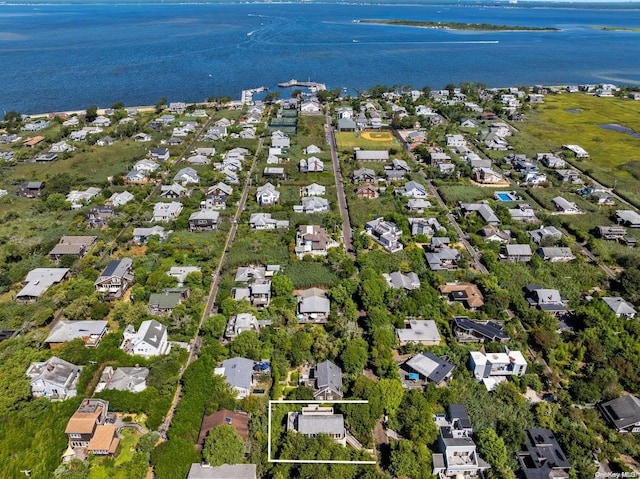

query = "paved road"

[
  {"left": 426, "top": 180, "right": 489, "bottom": 274},
  {"left": 325, "top": 114, "right": 354, "bottom": 256},
  {"left": 158, "top": 136, "right": 265, "bottom": 440}
]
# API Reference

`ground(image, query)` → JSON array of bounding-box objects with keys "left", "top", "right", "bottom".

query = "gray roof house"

[
  {"left": 460, "top": 202, "right": 500, "bottom": 224},
  {"left": 94, "top": 258, "right": 134, "bottom": 300},
  {"left": 95, "top": 366, "right": 149, "bottom": 393},
  {"left": 355, "top": 150, "right": 389, "bottom": 162},
  {"left": 26, "top": 356, "right": 82, "bottom": 400},
  {"left": 528, "top": 225, "right": 562, "bottom": 244},
  {"left": 409, "top": 217, "right": 444, "bottom": 237},
  {"left": 353, "top": 168, "right": 376, "bottom": 183},
  {"left": 121, "top": 319, "right": 171, "bottom": 358},
  {"left": 599, "top": 395, "right": 640, "bottom": 433},
  {"left": 186, "top": 464, "right": 257, "bottom": 479},
  {"left": 396, "top": 319, "right": 441, "bottom": 346},
  {"left": 452, "top": 316, "right": 509, "bottom": 343},
  {"left": 602, "top": 297, "right": 637, "bottom": 319},
  {"left": 256, "top": 182, "right": 280, "bottom": 206},
  {"left": 297, "top": 288, "right": 330, "bottom": 323},
  {"left": 516, "top": 429, "right": 570, "bottom": 479},
  {"left": 552, "top": 196, "right": 582, "bottom": 214},
  {"left": 617, "top": 210, "right": 640, "bottom": 228},
  {"left": 287, "top": 407, "right": 346, "bottom": 445},
  {"left": 398, "top": 180, "right": 427, "bottom": 199},
  {"left": 16, "top": 268, "right": 70, "bottom": 303},
  {"left": 225, "top": 313, "right": 260, "bottom": 340},
  {"left": 501, "top": 244, "right": 533, "bottom": 263},
  {"left": 216, "top": 357, "right": 254, "bottom": 399},
  {"left": 132, "top": 226, "right": 170, "bottom": 245},
  {"left": 152, "top": 201, "right": 183, "bottom": 222},
  {"left": 383, "top": 271, "right": 420, "bottom": 290},
  {"left": 425, "top": 247, "right": 460, "bottom": 271},
  {"left": 525, "top": 285, "right": 567, "bottom": 315},
  {"left": 402, "top": 352, "right": 454, "bottom": 386},
  {"left": 45, "top": 320, "right": 108, "bottom": 348},
  {"left": 313, "top": 360, "right": 343, "bottom": 400},
  {"left": 168, "top": 266, "right": 201, "bottom": 286},
  {"left": 509, "top": 204, "right": 538, "bottom": 222},
  {"left": 42, "top": 236, "right": 89, "bottom": 263},
  {"left": 538, "top": 247, "right": 575, "bottom": 262},
  {"left": 188, "top": 210, "right": 220, "bottom": 232},
  {"left": 365, "top": 217, "right": 403, "bottom": 253},
  {"left": 294, "top": 196, "right": 330, "bottom": 213},
  {"left": 249, "top": 213, "right": 290, "bottom": 230}
]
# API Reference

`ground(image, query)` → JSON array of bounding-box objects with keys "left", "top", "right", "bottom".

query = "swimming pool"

[{"left": 494, "top": 191, "right": 519, "bottom": 201}]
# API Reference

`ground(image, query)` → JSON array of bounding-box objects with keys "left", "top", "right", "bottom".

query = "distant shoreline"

[{"left": 358, "top": 18, "right": 559, "bottom": 31}]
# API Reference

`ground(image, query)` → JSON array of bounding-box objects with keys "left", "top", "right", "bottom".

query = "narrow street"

[
  {"left": 326, "top": 113, "right": 354, "bottom": 256},
  {"left": 158, "top": 136, "right": 265, "bottom": 439}
]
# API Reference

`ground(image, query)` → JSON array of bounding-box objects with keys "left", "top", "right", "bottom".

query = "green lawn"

[{"left": 512, "top": 93, "right": 640, "bottom": 207}]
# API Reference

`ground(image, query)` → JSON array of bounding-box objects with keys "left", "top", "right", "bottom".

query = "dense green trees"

[{"left": 202, "top": 424, "right": 245, "bottom": 466}]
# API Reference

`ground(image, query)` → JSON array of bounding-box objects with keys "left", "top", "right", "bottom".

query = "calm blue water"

[{"left": 1, "top": 3, "right": 639, "bottom": 113}]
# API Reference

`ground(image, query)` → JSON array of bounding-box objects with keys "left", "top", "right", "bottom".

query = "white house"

[
  {"left": 26, "top": 356, "right": 82, "bottom": 400},
  {"left": 152, "top": 201, "right": 183, "bottom": 222},
  {"left": 120, "top": 320, "right": 171, "bottom": 358},
  {"left": 256, "top": 182, "right": 280, "bottom": 206}
]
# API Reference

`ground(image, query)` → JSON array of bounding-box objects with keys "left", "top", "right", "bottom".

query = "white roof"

[
  {"left": 396, "top": 320, "right": 441, "bottom": 343},
  {"left": 17, "top": 268, "right": 69, "bottom": 299}
]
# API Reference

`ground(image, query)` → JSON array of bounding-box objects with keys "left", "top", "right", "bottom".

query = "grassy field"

[
  {"left": 335, "top": 130, "right": 400, "bottom": 151},
  {"left": 511, "top": 93, "right": 640, "bottom": 207}
]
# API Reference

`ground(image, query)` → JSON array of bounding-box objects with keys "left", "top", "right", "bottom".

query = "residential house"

[
  {"left": 596, "top": 225, "right": 628, "bottom": 241},
  {"left": 96, "top": 136, "right": 114, "bottom": 147},
  {"left": 354, "top": 183, "right": 379, "bottom": 199},
  {"left": 215, "top": 357, "right": 254, "bottom": 399},
  {"left": 295, "top": 225, "right": 338, "bottom": 258},
  {"left": 432, "top": 404, "right": 491, "bottom": 478},
  {"left": 365, "top": 217, "right": 403, "bottom": 253},
  {"left": 256, "top": 182, "right": 280, "bottom": 206},
  {"left": 425, "top": 244, "right": 460, "bottom": 271},
  {"left": 152, "top": 201, "right": 182, "bottom": 222},
  {"left": 95, "top": 366, "right": 149, "bottom": 393},
  {"left": 386, "top": 158, "right": 411, "bottom": 175},
  {"left": 602, "top": 297, "right": 637, "bottom": 319},
  {"left": 160, "top": 183, "right": 188, "bottom": 199},
  {"left": 87, "top": 206, "right": 114, "bottom": 228},
  {"left": 197, "top": 410, "right": 251, "bottom": 454},
  {"left": 49, "top": 140, "right": 76, "bottom": 153},
  {"left": 248, "top": 213, "right": 289, "bottom": 229},
  {"left": 528, "top": 225, "right": 562, "bottom": 244},
  {"left": 300, "top": 156, "right": 324, "bottom": 172},
  {"left": 383, "top": 271, "right": 420, "bottom": 290},
  {"left": 149, "top": 147, "right": 170, "bottom": 162},
  {"left": 45, "top": 320, "right": 108, "bottom": 348},
  {"left": 563, "top": 144, "right": 589, "bottom": 158},
  {"left": 475, "top": 167, "right": 507, "bottom": 185},
  {"left": 304, "top": 144, "right": 322, "bottom": 155},
  {"left": 301, "top": 183, "right": 326, "bottom": 197},
  {"left": 538, "top": 247, "right": 575, "bottom": 262},
  {"left": 452, "top": 317, "right": 509, "bottom": 343},
  {"left": 65, "top": 399, "right": 118, "bottom": 455},
  {"left": 337, "top": 117, "right": 357, "bottom": 131},
  {"left": 287, "top": 407, "right": 346, "bottom": 445},
  {"left": 271, "top": 130, "right": 290, "bottom": 148},
  {"left": 398, "top": 180, "right": 427, "bottom": 199},
  {"left": 556, "top": 169, "right": 581, "bottom": 184},
  {"left": 173, "top": 167, "right": 199, "bottom": 185},
  {"left": 16, "top": 268, "right": 69, "bottom": 303},
  {"left": 132, "top": 226, "right": 170, "bottom": 245},
  {"left": 188, "top": 210, "right": 220, "bottom": 232},
  {"left": 203, "top": 183, "right": 232, "bottom": 210},
  {"left": 355, "top": 150, "right": 389, "bottom": 162},
  {"left": 26, "top": 356, "right": 82, "bottom": 400},
  {"left": 232, "top": 281, "right": 272, "bottom": 309},
  {"left": 478, "top": 225, "right": 510, "bottom": 243},
  {"left": 22, "top": 119, "right": 50, "bottom": 131},
  {"left": 524, "top": 285, "right": 568, "bottom": 315},
  {"left": 310, "top": 360, "right": 343, "bottom": 400},
  {"left": 125, "top": 169, "right": 150, "bottom": 185},
  {"left": 94, "top": 258, "right": 134, "bottom": 299},
  {"left": 409, "top": 217, "right": 444, "bottom": 237},
  {"left": 148, "top": 288, "right": 188, "bottom": 316},
  {"left": 17, "top": 181, "right": 45, "bottom": 198},
  {"left": 460, "top": 118, "right": 478, "bottom": 128},
  {"left": 537, "top": 153, "right": 565, "bottom": 169},
  {"left": 439, "top": 283, "right": 484, "bottom": 310},
  {"left": 294, "top": 196, "right": 330, "bottom": 213},
  {"left": 401, "top": 352, "right": 454, "bottom": 387},
  {"left": 516, "top": 429, "right": 571, "bottom": 479},
  {"left": 168, "top": 102, "right": 187, "bottom": 114},
  {"left": 552, "top": 196, "right": 582, "bottom": 214},
  {"left": 195, "top": 147, "right": 216, "bottom": 157},
  {"left": 445, "top": 134, "right": 466, "bottom": 149},
  {"left": 121, "top": 319, "right": 170, "bottom": 358},
  {"left": 617, "top": 210, "right": 640, "bottom": 228},
  {"left": 133, "top": 132, "right": 152, "bottom": 142},
  {"left": 49, "top": 236, "right": 96, "bottom": 263},
  {"left": 186, "top": 464, "right": 257, "bottom": 479},
  {"left": 263, "top": 167, "right": 286, "bottom": 180},
  {"left": 168, "top": 266, "right": 201, "bottom": 286},
  {"left": 501, "top": 244, "right": 533, "bottom": 263},
  {"left": 459, "top": 202, "right": 500, "bottom": 224},
  {"left": 66, "top": 187, "right": 101, "bottom": 209},
  {"left": 469, "top": 347, "right": 527, "bottom": 390},
  {"left": 509, "top": 204, "right": 538, "bottom": 222},
  {"left": 297, "top": 288, "right": 330, "bottom": 323},
  {"left": 466, "top": 152, "right": 492, "bottom": 170},
  {"left": 92, "top": 116, "right": 111, "bottom": 127},
  {"left": 187, "top": 154, "right": 210, "bottom": 165},
  {"left": 352, "top": 168, "right": 377, "bottom": 183},
  {"left": 132, "top": 159, "right": 160, "bottom": 173},
  {"left": 108, "top": 191, "right": 135, "bottom": 207},
  {"left": 396, "top": 319, "right": 441, "bottom": 346},
  {"left": 225, "top": 313, "right": 260, "bottom": 340},
  {"left": 599, "top": 395, "right": 640, "bottom": 433}
]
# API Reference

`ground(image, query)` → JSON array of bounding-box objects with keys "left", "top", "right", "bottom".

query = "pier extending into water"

[{"left": 277, "top": 79, "right": 327, "bottom": 91}]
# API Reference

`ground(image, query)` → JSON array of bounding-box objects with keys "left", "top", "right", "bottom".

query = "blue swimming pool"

[{"left": 496, "top": 193, "right": 514, "bottom": 201}]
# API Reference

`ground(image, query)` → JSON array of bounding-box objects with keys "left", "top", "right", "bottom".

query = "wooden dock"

[{"left": 277, "top": 79, "right": 326, "bottom": 91}]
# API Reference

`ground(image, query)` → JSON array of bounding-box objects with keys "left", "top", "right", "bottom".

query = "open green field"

[
  {"left": 511, "top": 93, "right": 640, "bottom": 207},
  {"left": 335, "top": 130, "right": 400, "bottom": 151}
]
